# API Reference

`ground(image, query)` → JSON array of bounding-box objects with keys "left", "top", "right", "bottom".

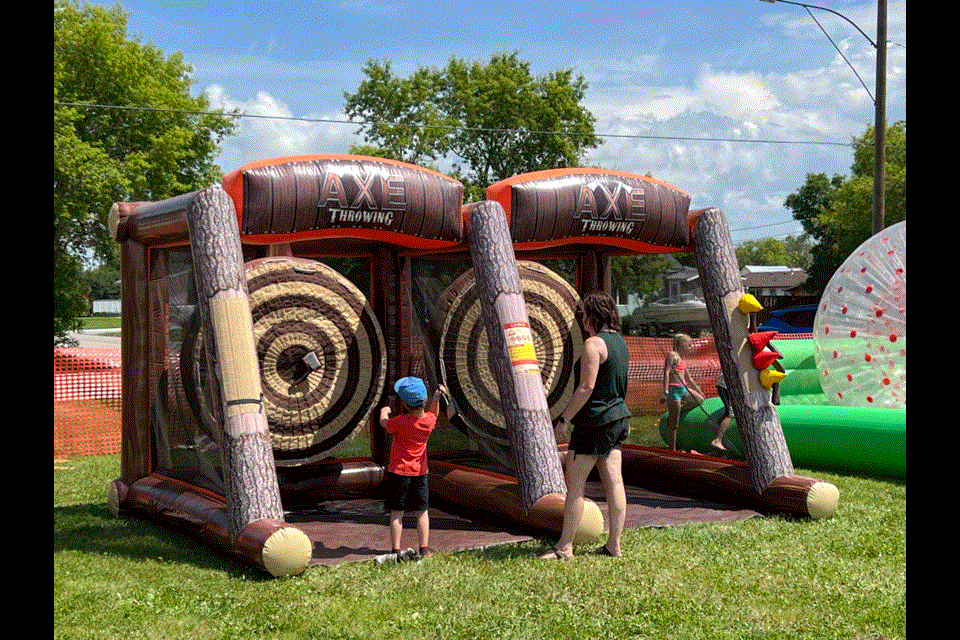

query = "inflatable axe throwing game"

[{"left": 106, "top": 155, "right": 838, "bottom": 577}]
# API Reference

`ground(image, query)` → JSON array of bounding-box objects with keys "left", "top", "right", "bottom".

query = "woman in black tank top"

[{"left": 539, "top": 292, "right": 630, "bottom": 560}]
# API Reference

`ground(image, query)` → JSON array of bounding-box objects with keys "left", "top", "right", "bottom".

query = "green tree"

[
  {"left": 82, "top": 262, "right": 121, "bottom": 301},
  {"left": 735, "top": 235, "right": 813, "bottom": 270},
  {"left": 343, "top": 62, "right": 452, "bottom": 168},
  {"left": 784, "top": 121, "right": 905, "bottom": 295},
  {"left": 612, "top": 254, "right": 672, "bottom": 305},
  {"left": 54, "top": 0, "right": 236, "bottom": 345},
  {"left": 817, "top": 121, "right": 906, "bottom": 259},
  {"left": 344, "top": 52, "right": 600, "bottom": 201},
  {"left": 783, "top": 172, "right": 845, "bottom": 294}
]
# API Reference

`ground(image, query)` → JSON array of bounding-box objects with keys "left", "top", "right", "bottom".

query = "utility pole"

[
  {"left": 761, "top": 0, "right": 888, "bottom": 234},
  {"left": 872, "top": 0, "right": 887, "bottom": 235}
]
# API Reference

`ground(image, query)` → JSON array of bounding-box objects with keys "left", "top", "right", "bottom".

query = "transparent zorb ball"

[{"left": 813, "top": 221, "right": 905, "bottom": 408}]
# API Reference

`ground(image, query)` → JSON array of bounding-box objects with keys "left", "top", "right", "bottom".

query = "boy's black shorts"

[{"left": 384, "top": 471, "right": 429, "bottom": 512}]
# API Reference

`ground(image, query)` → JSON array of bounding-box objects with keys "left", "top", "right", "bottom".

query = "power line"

[
  {"left": 54, "top": 100, "right": 861, "bottom": 148},
  {"left": 730, "top": 218, "right": 802, "bottom": 234}
]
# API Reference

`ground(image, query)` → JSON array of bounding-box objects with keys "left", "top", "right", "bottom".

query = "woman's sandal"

[
  {"left": 540, "top": 546, "right": 573, "bottom": 560},
  {"left": 592, "top": 545, "right": 621, "bottom": 557}
]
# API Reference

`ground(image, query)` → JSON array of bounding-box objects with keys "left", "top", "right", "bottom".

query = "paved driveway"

[{"left": 66, "top": 329, "right": 121, "bottom": 349}]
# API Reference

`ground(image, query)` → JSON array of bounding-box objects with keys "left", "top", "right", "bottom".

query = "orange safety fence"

[
  {"left": 624, "top": 336, "right": 722, "bottom": 415},
  {"left": 53, "top": 335, "right": 810, "bottom": 457},
  {"left": 54, "top": 348, "right": 123, "bottom": 458}
]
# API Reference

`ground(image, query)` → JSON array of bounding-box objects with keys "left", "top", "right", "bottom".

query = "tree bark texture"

[
  {"left": 187, "top": 184, "right": 285, "bottom": 539},
  {"left": 119, "top": 238, "right": 151, "bottom": 483},
  {"left": 465, "top": 201, "right": 567, "bottom": 510},
  {"left": 370, "top": 246, "right": 410, "bottom": 466},
  {"left": 689, "top": 208, "right": 794, "bottom": 493}
]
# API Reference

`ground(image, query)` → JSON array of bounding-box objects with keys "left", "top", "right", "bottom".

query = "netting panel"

[{"left": 54, "top": 348, "right": 122, "bottom": 457}]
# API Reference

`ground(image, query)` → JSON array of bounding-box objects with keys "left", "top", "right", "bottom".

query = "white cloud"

[
  {"left": 695, "top": 66, "right": 782, "bottom": 121},
  {"left": 578, "top": 52, "right": 872, "bottom": 241},
  {"left": 206, "top": 85, "right": 362, "bottom": 173}
]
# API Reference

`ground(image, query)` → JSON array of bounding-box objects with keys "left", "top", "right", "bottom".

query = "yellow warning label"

[
  {"left": 504, "top": 321, "right": 539, "bottom": 374},
  {"left": 509, "top": 343, "right": 537, "bottom": 365}
]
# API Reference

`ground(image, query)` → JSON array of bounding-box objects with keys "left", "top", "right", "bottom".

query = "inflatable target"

[
  {"left": 438, "top": 261, "right": 584, "bottom": 466},
  {"left": 184, "top": 256, "right": 386, "bottom": 466}
]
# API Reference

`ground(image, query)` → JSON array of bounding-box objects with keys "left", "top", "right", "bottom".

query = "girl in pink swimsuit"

[{"left": 662, "top": 333, "right": 706, "bottom": 451}]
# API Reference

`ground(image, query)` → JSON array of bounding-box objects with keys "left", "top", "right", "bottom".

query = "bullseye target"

[
  {"left": 438, "top": 261, "right": 583, "bottom": 463},
  {"left": 246, "top": 257, "right": 386, "bottom": 465},
  {"left": 183, "top": 257, "right": 386, "bottom": 466}
]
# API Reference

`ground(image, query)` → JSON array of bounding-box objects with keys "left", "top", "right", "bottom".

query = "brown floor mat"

[{"left": 286, "top": 481, "right": 760, "bottom": 567}]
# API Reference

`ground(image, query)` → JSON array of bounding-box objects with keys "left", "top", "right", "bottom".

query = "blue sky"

[{"left": 98, "top": 0, "right": 906, "bottom": 244}]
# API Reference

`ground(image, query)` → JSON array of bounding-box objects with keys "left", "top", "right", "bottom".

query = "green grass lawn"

[
  {"left": 79, "top": 316, "right": 122, "bottom": 330},
  {"left": 54, "top": 446, "right": 905, "bottom": 640}
]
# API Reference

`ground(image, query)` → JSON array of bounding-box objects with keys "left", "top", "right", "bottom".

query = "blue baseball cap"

[{"left": 394, "top": 377, "right": 427, "bottom": 407}]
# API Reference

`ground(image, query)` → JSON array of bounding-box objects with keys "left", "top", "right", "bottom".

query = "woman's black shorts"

[
  {"left": 569, "top": 416, "right": 630, "bottom": 457},
  {"left": 383, "top": 471, "right": 429, "bottom": 512}
]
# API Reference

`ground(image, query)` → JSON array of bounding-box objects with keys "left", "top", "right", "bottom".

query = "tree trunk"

[
  {"left": 187, "top": 184, "right": 285, "bottom": 539},
  {"left": 465, "top": 201, "right": 566, "bottom": 510},
  {"left": 689, "top": 208, "right": 794, "bottom": 493}
]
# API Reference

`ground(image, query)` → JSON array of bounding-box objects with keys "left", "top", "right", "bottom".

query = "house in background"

[
  {"left": 663, "top": 261, "right": 703, "bottom": 301},
  {"left": 740, "top": 266, "right": 817, "bottom": 328},
  {"left": 624, "top": 257, "right": 709, "bottom": 336},
  {"left": 620, "top": 262, "right": 814, "bottom": 336},
  {"left": 613, "top": 256, "right": 703, "bottom": 322},
  {"left": 653, "top": 263, "right": 811, "bottom": 302},
  {"left": 740, "top": 265, "right": 810, "bottom": 298}
]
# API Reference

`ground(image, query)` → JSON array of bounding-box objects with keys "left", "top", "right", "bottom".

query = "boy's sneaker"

[
  {"left": 374, "top": 548, "right": 416, "bottom": 564},
  {"left": 374, "top": 552, "right": 398, "bottom": 565},
  {"left": 397, "top": 548, "right": 418, "bottom": 562}
]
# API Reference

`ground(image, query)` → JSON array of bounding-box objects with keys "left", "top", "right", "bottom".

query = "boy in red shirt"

[{"left": 379, "top": 377, "right": 444, "bottom": 560}]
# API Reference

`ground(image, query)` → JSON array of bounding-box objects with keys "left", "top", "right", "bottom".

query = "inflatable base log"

[
  {"left": 430, "top": 461, "right": 604, "bottom": 544},
  {"left": 108, "top": 477, "right": 313, "bottom": 577},
  {"left": 618, "top": 445, "right": 838, "bottom": 520},
  {"left": 275, "top": 459, "right": 385, "bottom": 509}
]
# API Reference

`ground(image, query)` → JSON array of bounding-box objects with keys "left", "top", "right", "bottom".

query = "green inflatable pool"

[{"left": 660, "top": 340, "right": 905, "bottom": 478}]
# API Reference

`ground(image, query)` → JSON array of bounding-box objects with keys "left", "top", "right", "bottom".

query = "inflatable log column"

[
  {"left": 463, "top": 200, "right": 603, "bottom": 542},
  {"left": 186, "top": 185, "right": 313, "bottom": 575},
  {"left": 690, "top": 207, "right": 838, "bottom": 519},
  {"left": 438, "top": 261, "right": 584, "bottom": 472}
]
